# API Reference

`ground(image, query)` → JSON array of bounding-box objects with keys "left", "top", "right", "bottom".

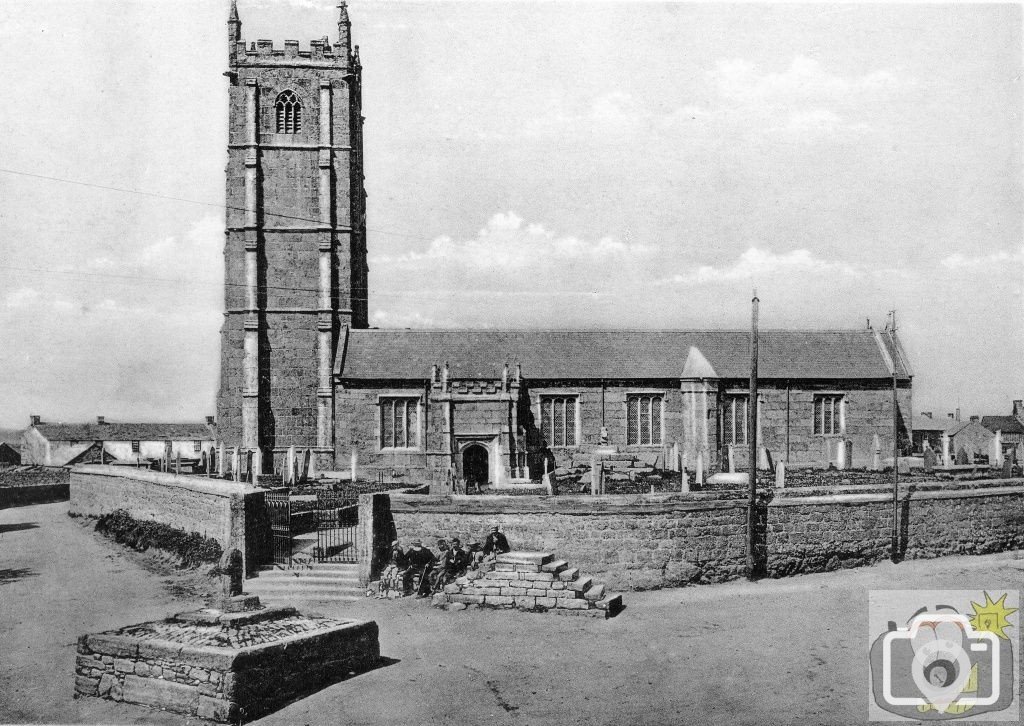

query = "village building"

[
  {"left": 214, "top": 2, "right": 914, "bottom": 485},
  {"left": 981, "top": 399, "right": 1024, "bottom": 463},
  {"left": 0, "top": 442, "right": 21, "bottom": 467},
  {"left": 21, "top": 416, "right": 217, "bottom": 467},
  {"left": 911, "top": 411, "right": 961, "bottom": 454}
]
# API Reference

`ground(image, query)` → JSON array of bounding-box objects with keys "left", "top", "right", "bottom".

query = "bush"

[{"left": 94, "top": 509, "right": 222, "bottom": 568}]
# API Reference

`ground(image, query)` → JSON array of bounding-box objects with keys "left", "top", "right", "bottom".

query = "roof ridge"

[{"left": 352, "top": 328, "right": 876, "bottom": 334}]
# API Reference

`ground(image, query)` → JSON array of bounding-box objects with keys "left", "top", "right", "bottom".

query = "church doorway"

[{"left": 462, "top": 444, "right": 490, "bottom": 488}]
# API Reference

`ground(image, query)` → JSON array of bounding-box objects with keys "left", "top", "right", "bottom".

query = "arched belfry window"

[{"left": 275, "top": 91, "right": 302, "bottom": 134}]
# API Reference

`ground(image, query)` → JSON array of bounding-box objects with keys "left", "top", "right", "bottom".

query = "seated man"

[
  {"left": 402, "top": 539, "right": 436, "bottom": 597},
  {"left": 482, "top": 524, "right": 511, "bottom": 557},
  {"left": 378, "top": 540, "right": 406, "bottom": 598},
  {"left": 449, "top": 537, "right": 470, "bottom": 577}
]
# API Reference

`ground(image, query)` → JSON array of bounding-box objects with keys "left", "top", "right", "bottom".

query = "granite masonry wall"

[
  {"left": 379, "top": 479, "right": 1024, "bottom": 590},
  {"left": 70, "top": 466, "right": 270, "bottom": 576}
]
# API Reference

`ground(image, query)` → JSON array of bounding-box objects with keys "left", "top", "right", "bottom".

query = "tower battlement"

[{"left": 230, "top": 38, "right": 352, "bottom": 66}]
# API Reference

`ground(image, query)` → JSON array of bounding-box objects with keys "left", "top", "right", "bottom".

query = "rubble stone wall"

[
  {"left": 383, "top": 479, "right": 1024, "bottom": 590},
  {"left": 69, "top": 466, "right": 267, "bottom": 576}
]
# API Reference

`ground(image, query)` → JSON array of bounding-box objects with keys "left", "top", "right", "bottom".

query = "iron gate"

[
  {"left": 314, "top": 492, "right": 358, "bottom": 563},
  {"left": 265, "top": 490, "right": 292, "bottom": 566}
]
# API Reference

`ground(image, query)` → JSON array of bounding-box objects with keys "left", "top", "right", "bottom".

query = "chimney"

[
  {"left": 206, "top": 415, "right": 215, "bottom": 426},
  {"left": 97, "top": 416, "right": 105, "bottom": 425},
  {"left": 30, "top": 415, "right": 40, "bottom": 426},
  {"left": 1014, "top": 400, "right": 1023, "bottom": 417},
  {"left": 947, "top": 413, "right": 955, "bottom": 419},
  {"left": 956, "top": 407, "right": 961, "bottom": 422},
  {"left": 922, "top": 412, "right": 932, "bottom": 419},
  {"left": 970, "top": 416, "right": 980, "bottom": 423}
]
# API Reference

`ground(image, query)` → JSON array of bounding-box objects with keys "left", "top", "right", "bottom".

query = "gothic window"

[
  {"left": 381, "top": 398, "right": 419, "bottom": 449},
  {"left": 814, "top": 395, "right": 844, "bottom": 435},
  {"left": 540, "top": 396, "right": 577, "bottom": 448},
  {"left": 626, "top": 394, "right": 663, "bottom": 446},
  {"left": 275, "top": 91, "right": 302, "bottom": 134},
  {"left": 722, "top": 395, "right": 749, "bottom": 446}
]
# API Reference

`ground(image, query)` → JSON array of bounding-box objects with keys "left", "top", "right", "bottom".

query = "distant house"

[
  {"left": 981, "top": 399, "right": 1024, "bottom": 462},
  {"left": 947, "top": 419, "right": 995, "bottom": 463},
  {"left": 911, "top": 412, "right": 960, "bottom": 454},
  {"left": 21, "top": 416, "right": 217, "bottom": 467},
  {"left": 0, "top": 442, "right": 21, "bottom": 466}
]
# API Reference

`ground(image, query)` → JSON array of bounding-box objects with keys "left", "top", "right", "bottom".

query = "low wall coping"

[
  {"left": 72, "top": 465, "right": 268, "bottom": 499},
  {"left": 388, "top": 479, "right": 1024, "bottom": 513}
]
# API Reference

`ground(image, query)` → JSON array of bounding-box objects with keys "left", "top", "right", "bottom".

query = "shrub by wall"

[{"left": 94, "top": 509, "right": 223, "bottom": 568}]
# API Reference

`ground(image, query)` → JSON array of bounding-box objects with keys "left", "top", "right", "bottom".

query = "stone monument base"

[{"left": 75, "top": 600, "right": 379, "bottom": 723}]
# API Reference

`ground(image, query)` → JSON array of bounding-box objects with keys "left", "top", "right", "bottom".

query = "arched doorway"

[{"left": 462, "top": 444, "right": 490, "bottom": 489}]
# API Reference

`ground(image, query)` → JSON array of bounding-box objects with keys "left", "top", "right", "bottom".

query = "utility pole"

[
  {"left": 889, "top": 310, "right": 900, "bottom": 563},
  {"left": 747, "top": 290, "right": 759, "bottom": 580}
]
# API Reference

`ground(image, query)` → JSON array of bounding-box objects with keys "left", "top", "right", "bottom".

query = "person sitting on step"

[
  {"left": 377, "top": 540, "right": 407, "bottom": 598},
  {"left": 403, "top": 539, "right": 436, "bottom": 598},
  {"left": 429, "top": 539, "right": 454, "bottom": 594},
  {"left": 482, "top": 524, "right": 511, "bottom": 558},
  {"left": 449, "top": 537, "right": 470, "bottom": 577}
]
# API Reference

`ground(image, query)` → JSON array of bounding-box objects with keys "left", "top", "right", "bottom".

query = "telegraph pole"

[
  {"left": 889, "top": 310, "right": 900, "bottom": 563},
  {"left": 747, "top": 290, "right": 759, "bottom": 580}
]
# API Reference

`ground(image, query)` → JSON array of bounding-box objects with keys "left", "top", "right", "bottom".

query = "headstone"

[
  {"left": 299, "top": 449, "right": 311, "bottom": 484},
  {"left": 251, "top": 448, "right": 262, "bottom": 481},
  {"left": 244, "top": 450, "right": 253, "bottom": 483},
  {"left": 1002, "top": 457, "right": 1013, "bottom": 479},
  {"left": 897, "top": 458, "right": 911, "bottom": 475},
  {"left": 200, "top": 451, "right": 208, "bottom": 474},
  {"left": 871, "top": 433, "right": 882, "bottom": 471},
  {"left": 775, "top": 460, "right": 786, "bottom": 489},
  {"left": 923, "top": 447, "right": 936, "bottom": 473},
  {"left": 680, "top": 470, "right": 690, "bottom": 493},
  {"left": 307, "top": 450, "right": 317, "bottom": 483},
  {"left": 727, "top": 446, "right": 735, "bottom": 473},
  {"left": 175, "top": 452, "right": 181, "bottom": 475},
  {"left": 695, "top": 451, "right": 704, "bottom": 487},
  {"left": 590, "top": 456, "right": 600, "bottom": 496},
  {"left": 991, "top": 430, "right": 1004, "bottom": 468},
  {"left": 956, "top": 447, "right": 969, "bottom": 466},
  {"left": 232, "top": 447, "right": 240, "bottom": 482},
  {"left": 758, "top": 447, "right": 772, "bottom": 471},
  {"left": 836, "top": 440, "right": 847, "bottom": 470},
  {"left": 285, "top": 445, "right": 297, "bottom": 485},
  {"left": 218, "top": 442, "right": 225, "bottom": 477},
  {"left": 941, "top": 433, "right": 951, "bottom": 467},
  {"left": 350, "top": 450, "right": 357, "bottom": 483}
]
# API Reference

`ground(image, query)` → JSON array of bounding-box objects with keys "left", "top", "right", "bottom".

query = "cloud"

[
  {"left": 370, "top": 309, "right": 456, "bottom": 329},
  {"left": 373, "top": 211, "right": 656, "bottom": 270},
  {"left": 86, "top": 214, "right": 222, "bottom": 279},
  {"left": 940, "top": 248, "right": 1024, "bottom": 270},
  {"left": 709, "top": 56, "right": 902, "bottom": 106},
  {"left": 665, "top": 247, "right": 861, "bottom": 286}
]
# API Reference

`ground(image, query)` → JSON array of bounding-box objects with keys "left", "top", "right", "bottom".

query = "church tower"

[{"left": 217, "top": 0, "right": 368, "bottom": 471}]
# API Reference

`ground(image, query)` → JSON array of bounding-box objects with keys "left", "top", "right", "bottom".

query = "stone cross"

[{"left": 219, "top": 549, "right": 244, "bottom": 598}]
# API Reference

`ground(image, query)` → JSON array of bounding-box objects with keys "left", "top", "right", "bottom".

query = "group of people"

[{"left": 377, "top": 525, "right": 511, "bottom": 599}]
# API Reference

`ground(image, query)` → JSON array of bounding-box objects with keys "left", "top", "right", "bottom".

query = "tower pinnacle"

[
  {"left": 337, "top": 1, "right": 351, "bottom": 51},
  {"left": 228, "top": 0, "right": 242, "bottom": 43}
]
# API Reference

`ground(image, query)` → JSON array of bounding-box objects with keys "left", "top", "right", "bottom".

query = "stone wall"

[
  {"left": 69, "top": 466, "right": 269, "bottom": 576},
  {"left": 375, "top": 479, "right": 1024, "bottom": 591},
  {"left": 0, "top": 466, "right": 70, "bottom": 509}
]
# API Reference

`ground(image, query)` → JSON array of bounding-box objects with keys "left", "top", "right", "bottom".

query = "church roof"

[
  {"left": 980, "top": 416, "right": 1024, "bottom": 435},
  {"left": 338, "top": 329, "right": 911, "bottom": 381},
  {"left": 31, "top": 422, "right": 216, "bottom": 443}
]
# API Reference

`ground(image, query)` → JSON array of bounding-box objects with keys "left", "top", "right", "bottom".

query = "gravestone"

[
  {"left": 775, "top": 460, "right": 786, "bottom": 489},
  {"left": 897, "top": 458, "right": 911, "bottom": 475},
  {"left": 923, "top": 447, "right": 936, "bottom": 473},
  {"left": 1002, "top": 457, "right": 1013, "bottom": 478},
  {"left": 871, "top": 433, "right": 882, "bottom": 471},
  {"left": 695, "top": 452, "right": 704, "bottom": 487},
  {"left": 956, "top": 447, "right": 969, "bottom": 466}
]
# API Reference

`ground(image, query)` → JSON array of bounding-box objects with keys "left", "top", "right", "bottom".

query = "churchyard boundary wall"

[
  {"left": 362, "top": 478, "right": 1024, "bottom": 590},
  {"left": 0, "top": 466, "right": 70, "bottom": 509},
  {"left": 70, "top": 466, "right": 270, "bottom": 577}
]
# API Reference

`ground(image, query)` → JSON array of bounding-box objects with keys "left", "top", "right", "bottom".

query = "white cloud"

[
  {"left": 940, "top": 248, "right": 1024, "bottom": 270},
  {"left": 372, "top": 211, "right": 656, "bottom": 270},
  {"left": 370, "top": 309, "right": 455, "bottom": 329},
  {"left": 665, "top": 247, "right": 862, "bottom": 286},
  {"left": 4, "top": 287, "right": 40, "bottom": 309},
  {"left": 86, "top": 214, "right": 222, "bottom": 279},
  {"left": 709, "top": 56, "right": 902, "bottom": 106}
]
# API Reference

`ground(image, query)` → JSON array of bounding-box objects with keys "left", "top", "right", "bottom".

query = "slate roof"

[
  {"left": 338, "top": 329, "right": 911, "bottom": 381},
  {"left": 33, "top": 422, "right": 216, "bottom": 442},
  {"left": 912, "top": 416, "right": 960, "bottom": 433},
  {"left": 980, "top": 416, "right": 1024, "bottom": 435}
]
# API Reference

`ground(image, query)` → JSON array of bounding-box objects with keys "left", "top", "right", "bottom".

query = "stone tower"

[{"left": 217, "top": 0, "right": 368, "bottom": 471}]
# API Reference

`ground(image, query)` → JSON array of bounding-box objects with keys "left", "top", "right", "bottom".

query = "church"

[{"left": 215, "top": 2, "right": 913, "bottom": 486}]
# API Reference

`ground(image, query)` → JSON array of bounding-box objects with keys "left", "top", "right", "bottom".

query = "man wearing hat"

[
  {"left": 449, "top": 537, "right": 470, "bottom": 576},
  {"left": 482, "top": 525, "right": 511, "bottom": 556},
  {"left": 402, "top": 539, "right": 436, "bottom": 597}
]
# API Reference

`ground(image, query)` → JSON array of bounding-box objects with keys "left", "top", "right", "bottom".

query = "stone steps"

[
  {"left": 436, "top": 551, "right": 622, "bottom": 618},
  {"left": 246, "top": 563, "right": 363, "bottom": 603}
]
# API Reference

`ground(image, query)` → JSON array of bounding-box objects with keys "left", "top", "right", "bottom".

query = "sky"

[{"left": 0, "top": 0, "right": 1021, "bottom": 429}]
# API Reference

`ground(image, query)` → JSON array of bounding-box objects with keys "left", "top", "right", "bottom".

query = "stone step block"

[
  {"left": 484, "top": 595, "right": 514, "bottom": 607},
  {"left": 493, "top": 563, "right": 517, "bottom": 572},
  {"left": 596, "top": 594, "right": 624, "bottom": 617},
  {"left": 449, "top": 594, "right": 484, "bottom": 605},
  {"left": 536, "top": 596, "right": 558, "bottom": 608},
  {"left": 556, "top": 598, "right": 590, "bottom": 610},
  {"left": 495, "top": 552, "right": 552, "bottom": 567},
  {"left": 554, "top": 607, "right": 607, "bottom": 618},
  {"left": 500, "top": 587, "right": 528, "bottom": 597},
  {"left": 513, "top": 596, "right": 537, "bottom": 610},
  {"left": 514, "top": 563, "right": 541, "bottom": 573},
  {"left": 568, "top": 575, "right": 593, "bottom": 593},
  {"left": 551, "top": 588, "right": 581, "bottom": 600},
  {"left": 526, "top": 571, "right": 555, "bottom": 582},
  {"left": 558, "top": 567, "right": 579, "bottom": 582},
  {"left": 541, "top": 560, "right": 568, "bottom": 573},
  {"left": 584, "top": 583, "right": 606, "bottom": 601}
]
